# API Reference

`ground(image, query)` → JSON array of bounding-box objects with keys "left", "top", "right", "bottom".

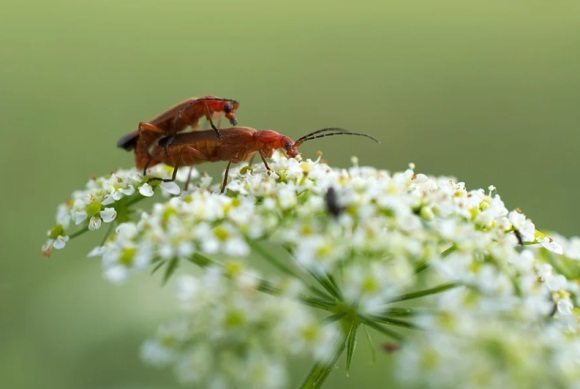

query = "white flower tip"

[
  {"left": 121, "top": 185, "right": 136, "bottom": 196},
  {"left": 74, "top": 211, "right": 88, "bottom": 225},
  {"left": 52, "top": 235, "right": 69, "bottom": 249},
  {"left": 104, "top": 266, "right": 129, "bottom": 284},
  {"left": 557, "top": 299, "right": 574, "bottom": 315},
  {"left": 41, "top": 243, "right": 52, "bottom": 257},
  {"left": 199, "top": 176, "right": 213, "bottom": 188},
  {"left": 139, "top": 183, "right": 155, "bottom": 197},
  {"left": 160, "top": 181, "right": 181, "bottom": 195},
  {"left": 541, "top": 237, "right": 564, "bottom": 255},
  {"left": 87, "top": 246, "right": 105, "bottom": 257},
  {"left": 88, "top": 216, "right": 102, "bottom": 231},
  {"left": 100, "top": 207, "right": 117, "bottom": 223}
]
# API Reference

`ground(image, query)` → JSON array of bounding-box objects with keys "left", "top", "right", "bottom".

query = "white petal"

[
  {"left": 139, "top": 183, "right": 155, "bottom": 197},
  {"left": 540, "top": 237, "right": 564, "bottom": 255},
  {"left": 100, "top": 207, "right": 117, "bottom": 223},
  {"left": 557, "top": 299, "right": 574, "bottom": 315},
  {"left": 130, "top": 172, "right": 143, "bottom": 182},
  {"left": 88, "top": 216, "right": 102, "bottom": 230},
  {"left": 53, "top": 235, "right": 69, "bottom": 249},
  {"left": 74, "top": 210, "right": 88, "bottom": 225},
  {"left": 141, "top": 340, "right": 175, "bottom": 366},
  {"left": 87, "top": 246, "right": 105, "bottom": 257},
  {"left": 55, "top": 204, "right": 71, "bottom": 228},
  {"left": 101, "top": 195, "right": 115, "bottom": 205},
  {"left": 121, "top": 185, "right": 135, "bottom": 195},
  {"left": 104, "top": 265, "right": 128, "bottom": 284},
  {"left": 160, "top": 181, "right": 181, "bottom": 195}
]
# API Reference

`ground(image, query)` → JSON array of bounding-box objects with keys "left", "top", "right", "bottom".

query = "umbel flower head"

[{"left": 43, "top": 153, "right": 580, "bottom": 388}]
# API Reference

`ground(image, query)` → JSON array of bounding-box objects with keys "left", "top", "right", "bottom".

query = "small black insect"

[{"left": 325, "top": 187, "right": 344, "bottom": 217}]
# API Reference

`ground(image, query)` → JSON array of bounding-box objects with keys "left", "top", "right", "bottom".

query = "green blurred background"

[{"left": 2, "top": 0, "right": 580, "bottom": 387}]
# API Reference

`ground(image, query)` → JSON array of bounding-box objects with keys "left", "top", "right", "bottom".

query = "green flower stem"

[
  {"left": 387, "top": 282, "right": 461, "bottom": 303},
  {"left": 380, "top": 307, "right": 442, "bottom": 317},
  {"left": 150, "top": 259, "right": 165, "bottom": 275},
  {"left": 300, "top": 296, "right": 337, "bottom": 310},
  {"left": 189, "top": 252, "right": 212, "bottom": 267},
  {"left": 326, "top": 274, "right": 343, "bottom": 298},
  {"left": 309, "top": 271, "right": 343, "bottom": 299},
  {"left": 358, "top": 315, "right": 404, "bottom": 341},
  {"left": 248, "top": 240, "right": 299, "bottom": 277},
  {"left": 68, "top": 226, "right": 89, "bottom": 239},
  {"left": 249, "top": 241, "right": 330, "bottom": 299},
  {"left": 372, "top": 316, "right": 422, "bottom": 330},
  {"left": 345, "top": 319, "right": 360, "bottom": 374},
  {"left": 441, "top": 244, "right": 457, "bottom": 257},
  {"left": 323, "top": 312, "right": 347, "bottom": 324},
  {"left": 299, "top": 331, "right": 347, "bottom": 389},
  {"left": 363, "top": 326, "right": 377, "bottom": 363},
  {"left": 413, "top": 261, "right": 430, "bottom": 274},
  {"left": 98, "top": 222, "right": 115, "bottom": 246},
  {"left": 256, "top": 281, "right": 279, "bottom": 295},
  {"left": 162, "top": 257, "right": 179, "bottom": 285},
  {"left": 188, "top": 250, "right": 339, "bottom": 312}
]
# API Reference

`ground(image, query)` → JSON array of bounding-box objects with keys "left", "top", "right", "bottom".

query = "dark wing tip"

[{"left": 117, "top": 132, "right": 138, "bottom": 151}]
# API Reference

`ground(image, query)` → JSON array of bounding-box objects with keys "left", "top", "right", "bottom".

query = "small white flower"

[
  {"left": 121, "top": 185, "right": 136, "bottom": 196},
  {"left": 100, "top": 207, "right": 117, "bottom": 223},
  {"left": 539, "top": 236, "right": 563, "bottom": 255},
  {"left": 52, "top": 235, "right": 69, "bottom": 249},
  {"left": 160, "top": 181, "right": 181, "bottom": 195},
  {"left": 509, "top": 210, "right": 535, "bottom": 242},
  {"left": 87, "top": 246, "right": 105, "bottom": 257},
  {"left": 141, "top": 340, "right": 175, "bottom": 366},
  {"left": 88, "top": 216, "right": 102, "bottom": 231},
  {"left": 104, "top": 265, "right": 129, "bottom": 284},
  {"left": 557, "top": 299, "right": 573, "bottom": 315},
  {"left": 55, "top": 204, "right": 71, "bottom": 229},
  {"left": 101, "top": 195, "right": 116, "bottom": 206},
  {"left": 139, "top": 183, "right": 155, "bottom": 197},
  {"left": 74, "top": 210, "right": 88, "bottom": 225}
]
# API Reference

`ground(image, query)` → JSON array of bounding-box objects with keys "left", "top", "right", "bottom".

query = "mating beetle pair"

[{"left": 117, "top": 96, "right": 378, "bottom": 192}]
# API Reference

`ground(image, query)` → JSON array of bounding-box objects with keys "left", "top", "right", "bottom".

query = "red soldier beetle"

[
  {"left": 142, "top": 126, "right": 379, "bottom": 193},
  {"left": 117, "top": 96, "right": 240, "bottom": 169}
]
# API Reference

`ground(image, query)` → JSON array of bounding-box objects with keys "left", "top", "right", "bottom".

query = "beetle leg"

[
  {"left": 258, "top": 150, "right": 272, "bottom": 175},
  {"left": 163, "top": 135, "right": 175, "bottom": 157},
  {"left": 148, "top": 146, "right": 185, "bottom": 184},
  {"left": 204, "top": 101, "right": 223, "bottom": 140},
  {"left": 184, "top": 167, "right": 194, "bottom": 191},
  {"left": 220, "top": 161, "right": 233, "bottom": 193},
  {"left": 247, "top": 152, "right": 256, "bottom": 166},
  {"left": 142, "top": 155, "right": 152, "bottom": 176}
]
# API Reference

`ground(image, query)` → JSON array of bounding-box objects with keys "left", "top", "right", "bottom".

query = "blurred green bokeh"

[{"left": 2, "top": 0, "right": 580, "bottom": 387}]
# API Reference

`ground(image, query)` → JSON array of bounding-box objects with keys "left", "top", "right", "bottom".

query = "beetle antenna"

[
  {"left": 295, "top": 128, "right": 380, "bottom": 147},
  {"left": 295, "top": 128, "right": 353, "bottom": 143}
]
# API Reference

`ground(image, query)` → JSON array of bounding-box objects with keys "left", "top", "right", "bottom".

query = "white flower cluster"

[
  {"left": 42, "top": 165, "right": 185, "bottom": 256},
  {"left": 43, "top": 153, "right": 580, "bottom": 387},
  {"left": 142, "top": 268, "right": 340, "bottom": 389}
]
